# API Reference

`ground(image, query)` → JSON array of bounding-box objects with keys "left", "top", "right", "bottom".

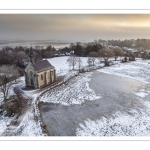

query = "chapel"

[{"left": 25, "top": 47, "right": 56, "bottom": 88}]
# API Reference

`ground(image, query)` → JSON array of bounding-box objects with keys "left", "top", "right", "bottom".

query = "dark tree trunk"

[{"left": 105, "top": 60, "right": 109, "bottom": 66}]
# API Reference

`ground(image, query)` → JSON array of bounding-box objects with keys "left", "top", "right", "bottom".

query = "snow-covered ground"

[
  {"left": 76, "top": 95, "right": 150, "bottom": 136},
  {"left": 0, "top": 77, "right": 24, "bottom": 104},
  {"left": 12, "top": 96, "right": 43, "bottom": 136},
  {"left": 76, "top": 106, "right": 150, "bottom": 136},
  {"left": 76, "top": 59, "right": 150, "bottom": 136},
  {"left": 0, "top": 56, "right": 102, "bottom": 136},
  {"left": 46, "top": 57, "right": 71, "bottom": 76},
  {"left": 40, "top": 72, "right": 101, "bottom": 105},
  {"left": 0, "top": 56, "right": 98, "bottom": 136},
  {"left": 98, "top": 59, "right": 150, "bottom": 84},
  {"left": 0, "top": 77, "right": 25, "bottom": 135},
  {"left": 1, "top": 57, "right": 150, "bottom": 136},
  {"left": 46, "top": 56, "right": 103, "bottom": 76},
  {"left": 0, "top": 76, "right": 43, "bottom": 136}
]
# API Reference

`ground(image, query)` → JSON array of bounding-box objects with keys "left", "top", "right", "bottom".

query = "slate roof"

[{"left": 33, "top": 60, "right": 54, "bottom": 73}]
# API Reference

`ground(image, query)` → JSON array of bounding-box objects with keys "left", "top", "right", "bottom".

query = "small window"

[
  {"left": 47, "top": 72, "right": 49, "bottom": 79},
  {"left": 41, "top": 74, "right": 43, "bottom": 80},
  {"left": 51, "top": 71, "right": 53, "bottom": 76}
]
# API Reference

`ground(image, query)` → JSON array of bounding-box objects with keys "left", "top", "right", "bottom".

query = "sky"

[{"left": 0, "top": 14, "right": 150, "bottom": 42}]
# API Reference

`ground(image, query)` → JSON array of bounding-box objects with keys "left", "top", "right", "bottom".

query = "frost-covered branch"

[{"left": 0, "top": 65, "right": 19, "bottom": 102}]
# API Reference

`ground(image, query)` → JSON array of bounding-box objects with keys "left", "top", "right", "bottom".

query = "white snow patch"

[
  {"left": 40, "top": 72, "right": 101, "bottom": 105},
  {"left": 76, "top": 106, "right": 150, "bottom": 136},
  {"left": 98, "top": 59, "right": 150, "bottom": 84},
  {"left": 14, "top": 107, "right": 43, "bottom": 136},
  {"left": 0, "top": 113, "right": 16, "bottom": 135},
  {"left": 0, "top": 76, "right": 44, "bottom": 136},
  {"left": 135, "top": 92, "right": 148, "bottom": 98},
  {"left": 46, "top": 56, "right": 104, "bottom": 76}
]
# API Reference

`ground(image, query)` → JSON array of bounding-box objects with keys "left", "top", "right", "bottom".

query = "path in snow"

[{"left": 0, "top": 78, "right": 43, "bottom": 136}]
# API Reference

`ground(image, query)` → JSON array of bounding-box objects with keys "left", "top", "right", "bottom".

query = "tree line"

[
  {"left": 67, "top": 46, "right": 136, "bottom": 71},
  {"left": 0, "top": 45, "right": 57, "bottom": 74},
  {"left": 107, "top": 38, "right": 150, "bottom": 50}
]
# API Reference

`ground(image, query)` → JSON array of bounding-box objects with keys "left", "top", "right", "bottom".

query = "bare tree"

[
  {"left": 99, "top": 48, "right": 114, "bottom": 66},
  {"left": 7, "top": 50, "right": 15, "bottom": 64},
  {"left": 89, "top": 52, "right": 98, "bottom": 66},
  {"left": 113, "top": 47, "right": 124, "bottom": 61},
  {"left": 77, "top": 57, "right": 82, "bottom": 71},
  {"left": 15, "top": 51, "right": 28, "bottom": 68},
  {"left": 16, "top": 51, "right": 28, "bottom": 63},
  {"left": 67, "top": 55, "right": 77, "bottom": 70},
  {"left": 0, "top": 65, "right": 19, "bottom": 104},
  {"left": 87, "top": 57, "right": 92, "bottom": 68}
]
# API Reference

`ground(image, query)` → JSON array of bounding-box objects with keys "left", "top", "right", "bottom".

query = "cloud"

[{"left": 0, "top": 14, "right": 150, "bottom": 41}]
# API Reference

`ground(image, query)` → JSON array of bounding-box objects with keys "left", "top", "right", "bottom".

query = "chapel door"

[
  {"left": 30, "top": 71, "right": 34, "bottom": 87},
  {"left": 30, "top": 78, "right": 34, "bottom": 87}
]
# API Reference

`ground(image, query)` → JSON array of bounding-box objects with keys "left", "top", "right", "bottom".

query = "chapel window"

[
  {"left": 41, "top": 74, "right": 43, "bottom": 80},
  {"left": 30, "top": 71, "right": 33, "bottom": 77},
  {"left": 51, "top": 71, "right": 53, "bottom": 76}
]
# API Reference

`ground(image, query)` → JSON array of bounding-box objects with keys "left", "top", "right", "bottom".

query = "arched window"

[
  {"left": 47, "top": 72, "right": 49, "bottom": 79},
  {"left": 51, "top": 71, "right": 53, "bottom": 77},
  {"left": 30, "top": 71, "right": 33, "bottom": 77},
  {"left": 41, "top": 74, "right": 43, "bottom": 80}
]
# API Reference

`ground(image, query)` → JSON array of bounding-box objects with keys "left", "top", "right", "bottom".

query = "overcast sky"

[{"left": 0, "top": 14, "right": 150, "bottom": 42}]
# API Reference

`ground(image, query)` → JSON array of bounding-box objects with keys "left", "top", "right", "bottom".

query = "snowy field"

[
  {"left": 76, "top": 59, "right": 150, "bottom": 136},
  {"left": 46, "top": 56, "right": 103, "bottom": 76},
  {"left": 40, "top": 72, "right": 101, "bottom": 105},
  {"left": 76, "top": 106, "right": 150, "bottom": 136},
  {"left": 0, "top": 76, "right": 43, "bottom": 136},
  {"left": 98, "top": 59, "right": 150, "bottom": 84}
]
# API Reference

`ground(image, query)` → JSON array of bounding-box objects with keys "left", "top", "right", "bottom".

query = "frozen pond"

[{"left": 39, "top": 71, "right": 148, "bottom": 136}]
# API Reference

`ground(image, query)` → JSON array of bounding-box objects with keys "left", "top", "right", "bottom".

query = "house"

[
  {"left": 53, "top": 51, "right": 60, "bottom": 57},
  {"left": 52, "top": 50, "right": 65, "bottom": 57},
  {"left": 25, "top": 47, "right": 56, "bottom": 88}
]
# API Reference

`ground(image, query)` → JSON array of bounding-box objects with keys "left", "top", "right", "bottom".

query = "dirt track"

[{"left": 39, "top": 71, "right": 147, "bottom": 136}]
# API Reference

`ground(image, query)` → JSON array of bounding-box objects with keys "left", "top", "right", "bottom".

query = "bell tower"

[{"left": 29, "top": 47, "right": 34, "bottom": 63}]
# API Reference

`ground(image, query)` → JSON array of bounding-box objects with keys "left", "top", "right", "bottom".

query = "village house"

[
  {"left": 52, "top": 49, "right": 66, "bottom": 57},
  {"left": 25, "top": 47, "right": 56, "bottom": 88}
]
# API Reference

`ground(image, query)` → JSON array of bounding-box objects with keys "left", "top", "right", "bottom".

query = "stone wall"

[{"left": 37, "top": 69, "right": 55, "bottom": 88}]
